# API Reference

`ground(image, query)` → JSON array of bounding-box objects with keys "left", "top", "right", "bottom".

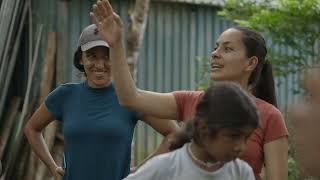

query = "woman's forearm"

[
  {"left": 110, "top": 41, "right": 139, "bottom": 107},
  {"left": 24, "top": 128, "right": 58, "bottom": 173}
]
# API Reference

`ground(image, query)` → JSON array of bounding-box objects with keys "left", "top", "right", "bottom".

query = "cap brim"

[{"left": 81, "top": 40, "right": 109, "bottom": 51}]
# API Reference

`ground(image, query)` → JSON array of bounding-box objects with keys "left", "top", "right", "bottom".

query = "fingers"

[
  {"left": 91, "top": 0, "right": 114, "bottom": 26},
  {"left": 101, "top": 0, "right": 114, "bottom": 16},
  {"left": 97, "top": 1, "right": 108, "bottom": 18},
  {"left": 90, "top": 12, "right": 100, "bottom": 25},
  {"left": 91, "top": 0, "right": 112, "bottom": 19},
  {"left": 113, "top": 13, "right": 123, "bottom": 27},
  {"left": 55, "top": 166, "right": 65, "bottom": 176}
]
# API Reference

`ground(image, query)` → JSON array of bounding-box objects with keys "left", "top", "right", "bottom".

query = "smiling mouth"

[
  {"left": 92, "top": 71, "right": 109, "bottom": 76},
  {"left": 211, "top": 65, "right": 223, "bottom": 71},
  {"left": 211, "top": 66, "right": 223, "bottom": 69},
  {"left": 210, "top": 61, "right": 224, "bottom": 69},
  {"left": 93, "top": 71, "right": 105, "bottom": 73}
]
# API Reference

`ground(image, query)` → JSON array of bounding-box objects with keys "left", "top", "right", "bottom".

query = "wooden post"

[
  {"left": 34, "top": 32, "right": 57, "bottom": 180},
  {"left": 127, "top": 0, "right": 150, "bottom": 82},
  {"left": 2, "top": 24, "right": 42, "bottom": 180},
  {"left": 0, "top": 97, "right": 21, "bottom": 159}
]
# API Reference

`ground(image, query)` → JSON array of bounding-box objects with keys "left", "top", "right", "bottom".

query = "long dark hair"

[
  {"left": 169, "top": 82, "right": 259, "bottom": 150},
  {"left": 233, "top": 26, "right": 277, "bottom": 107}
]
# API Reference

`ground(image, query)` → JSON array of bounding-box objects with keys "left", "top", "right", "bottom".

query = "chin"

[{"left": 93, "top": 79, "right": 111, "bottom": 87}]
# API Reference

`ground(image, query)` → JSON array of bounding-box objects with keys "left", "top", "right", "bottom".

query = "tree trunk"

[{"left": 127, "top": 0, "right": 150, "bottom": 81}]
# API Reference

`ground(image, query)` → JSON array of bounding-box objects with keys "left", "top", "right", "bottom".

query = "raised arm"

[
  {"left": 90, "top": 0, "right": 178, "bottom": 119},
  {"left": 24, "top": 104, "right": 65, "bottom": 179}
]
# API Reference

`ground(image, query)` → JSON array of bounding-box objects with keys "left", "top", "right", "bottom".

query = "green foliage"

[
  {"left": 217, "top": 1, "right": 320, "bottom": 178},
  {"left": 288, "top": 145, "right": 303, "bottom": 180},
  {"left": 219, "top": 0, "right": 320, "bottom": 77},
  {"left": 288, "top": 156, "right": 301, "bottom": 180},
  {"left": 195, "top": 56, "right": 212, "bottom": 90}
]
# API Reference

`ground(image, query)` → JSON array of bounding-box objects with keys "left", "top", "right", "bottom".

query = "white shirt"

[{"left": 124, "top": 143, "right": 255, "bottom": 180}]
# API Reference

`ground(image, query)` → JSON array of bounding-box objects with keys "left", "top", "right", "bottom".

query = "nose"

[
  {"left": 234, "top": 139, "right": 246, "bottom": 155},
  {"left": 94, "top": 58, "right": 107, "bottom": 68},
  {"left": 211, "top": 49, "right": 221, "bottom": 60}
]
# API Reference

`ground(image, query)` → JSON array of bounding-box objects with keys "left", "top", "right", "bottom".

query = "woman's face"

[
  {"left": 80, "top": 46, "right": 111, "bottom": 88},
  {"left": 203, "top": 126, "right": 254, "bottom": 163},
  {"left": 210, "top": 28, "right": 254, "bottom": 85}
]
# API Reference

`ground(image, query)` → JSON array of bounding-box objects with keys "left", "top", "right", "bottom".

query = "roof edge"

[{"left": 152, "top": 0, "right": 224, "bottom": 7}]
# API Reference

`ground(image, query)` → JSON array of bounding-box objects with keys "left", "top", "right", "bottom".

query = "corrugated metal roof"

[{"left": 153, "top": 0, "right": 224, "bottom": 6}]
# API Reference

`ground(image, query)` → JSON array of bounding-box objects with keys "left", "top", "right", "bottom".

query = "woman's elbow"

[
  {"left": 23, "top": 122, "right": 39, "bottom": 138},
  {"left": 117, "top": 93, "right": 139, "bottom": 108},
  {"left": 118, "top": 98, "right": 133, "bottom": 108},
  {"left": 23, "top": 123, "right": 32, "bottom": 137}
]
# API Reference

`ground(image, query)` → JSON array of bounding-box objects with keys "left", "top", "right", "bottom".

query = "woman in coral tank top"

[{"left": 91, "top": 1, "right": 288, "bottom": 179}]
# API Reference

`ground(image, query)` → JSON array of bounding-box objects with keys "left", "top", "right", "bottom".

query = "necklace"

[{"left": 187, "top": 143, "right": 223, "bottom": 169}]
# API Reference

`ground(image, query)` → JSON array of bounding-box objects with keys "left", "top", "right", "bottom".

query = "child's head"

[{"left": 170, "top": 82, "right": 259, "bottom": 163}]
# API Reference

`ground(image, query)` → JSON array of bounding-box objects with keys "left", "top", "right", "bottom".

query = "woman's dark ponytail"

[
  {"left": 233, "top": 26, "right": 278, "bottom": 107},
  {"left": 253, "top": 60, "right": 278, "bottom": 107}
]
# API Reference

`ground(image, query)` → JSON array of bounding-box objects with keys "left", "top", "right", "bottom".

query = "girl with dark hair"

[
  {"left": 124, "top": 82, "right": 258, "bottom": 180},
  {"left": 24, "top": 24, "right": 179, "bottom": 180},
  {"left": 91, "top": 1, "right": 288, "bottom": 179}
]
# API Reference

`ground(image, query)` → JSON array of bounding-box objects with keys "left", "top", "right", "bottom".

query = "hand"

[
  {"left": 301, "top": 66, "right": 320, "bottom": 102},
  {"left": 90, "top": 0, "right": 124, "bottom": 47},
  {"left": 290, "top": 65, "right": 320, "bottom": 176},
  {"left": 52, "top": 166, "right": 65, "bottom": 180}
]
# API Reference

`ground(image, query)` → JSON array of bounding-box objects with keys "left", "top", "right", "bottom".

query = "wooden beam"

[
  {"left": 1, "top": 24, "right": 42, "bottom": 180},
  {"left": 127, "top": 0, "right": 150, "bottom": 82},
  {"left": 0, "top": 1, "right": 29, "bottom": 120},
  {"left": 35, "top": 32, "right": 58, "bottom": 180},
  {"left": 0, "top": 97, "right": 21, "bottom": 159}
]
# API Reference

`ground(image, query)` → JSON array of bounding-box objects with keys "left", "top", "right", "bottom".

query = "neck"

[
  {"left": 190, "top": 143, "right": 213, "bottom": 163},
  {"left": 87, "top": 81, "right": 111, "bottom": 89},
  {"left": 189, "top": 142, "right": 222, "bottom": 171},
  {"left": 235, "top": 78, "right": 249, "bottom": 90},
  {"left": 213, "top": 76, "right": 250, "bottom": 91}
]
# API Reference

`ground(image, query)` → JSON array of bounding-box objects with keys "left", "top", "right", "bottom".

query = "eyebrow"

[
  {"left": 216, "top": 41, "right": 232, "bottom": 46},
  {"left": 85, "top": 51, "right": 95, "bottom": 55}
]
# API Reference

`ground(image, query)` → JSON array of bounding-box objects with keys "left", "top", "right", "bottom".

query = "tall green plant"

[{"left": 219, "top": 0, "right": 320, "bottom": 77}]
